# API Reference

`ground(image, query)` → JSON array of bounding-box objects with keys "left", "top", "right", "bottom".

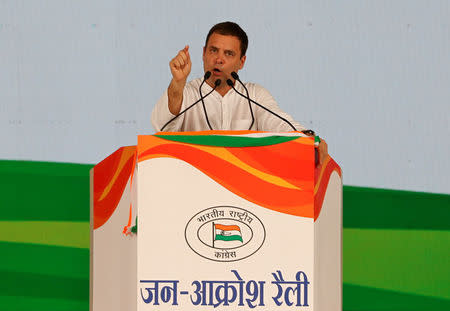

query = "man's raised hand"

[
  {"left": 167, "top": 45, "right": 191, "bottom": 115},
  {"left": 169, "top": 45, "right": 191, "bottom": 83}
]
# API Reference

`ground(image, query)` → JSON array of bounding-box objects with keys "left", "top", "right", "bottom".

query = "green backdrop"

[{"left": 0, "top": 160, "right": 449, "bottom": 311}]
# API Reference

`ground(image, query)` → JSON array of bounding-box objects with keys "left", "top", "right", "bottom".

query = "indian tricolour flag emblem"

[{"left": 213, "top": 223, "right": 243, "bottom": 247}]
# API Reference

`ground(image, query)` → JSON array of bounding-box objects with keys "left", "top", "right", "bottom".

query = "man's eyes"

[{"left": 209, "top": 48, "right": 234, "bottom": 57}]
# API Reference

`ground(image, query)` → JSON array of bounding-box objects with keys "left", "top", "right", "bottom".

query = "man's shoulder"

[
  {"left": 242, "top": 81, "right": 272, "bottom": 96},
  {"left": 243, "top": 81, "right": 268, "bottom": 90}
]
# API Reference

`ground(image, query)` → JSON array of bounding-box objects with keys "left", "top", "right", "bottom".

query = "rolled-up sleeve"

[{"left": 151, "top": 89, "right": 185, "bottom": 132}]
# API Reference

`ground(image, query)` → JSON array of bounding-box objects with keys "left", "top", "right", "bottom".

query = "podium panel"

[
  {"left": 91, "top": 131, "right": 342, "bottom": 311},
  {"left": 90, "top": 146, "right": 137, "bottom": 311}
]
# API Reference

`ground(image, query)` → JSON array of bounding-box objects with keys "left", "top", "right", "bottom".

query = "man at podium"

[
  {"left": 91, "top": 24, "right": 340, "bottom": 311},
  {"left": 151, "top": 21, "right": 328, "bottom": 163}
]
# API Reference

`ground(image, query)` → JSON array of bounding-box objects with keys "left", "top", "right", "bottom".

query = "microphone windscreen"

[
  {"left": 204, "top": 71, "right": 211, "bottom": 79},
  {"left": 215, "top": 79, "right": 222, "bottom": 86},
  {"left": 231, "top": 71, "right": 239, "bottom": 80},
  {"left": 226, "top": 79, "right": 234, "bottom": 86}
]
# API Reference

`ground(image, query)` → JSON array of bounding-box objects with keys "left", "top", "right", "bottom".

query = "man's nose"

[{"left": 215, "top": 54, "right": 224, "bottom": 64}]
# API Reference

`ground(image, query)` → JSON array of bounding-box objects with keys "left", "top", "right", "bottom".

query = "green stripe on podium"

[{"left": 155, "top": 134, "right": 300, "bottom": 147}]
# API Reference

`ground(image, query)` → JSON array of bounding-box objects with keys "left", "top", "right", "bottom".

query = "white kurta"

[{"left": 151, "top": 78, "right": 305, "bottom": 132}]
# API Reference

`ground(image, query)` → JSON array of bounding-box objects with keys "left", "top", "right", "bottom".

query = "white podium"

[{"left": 90, "top": 131, "right": 342, "bottom": 311}]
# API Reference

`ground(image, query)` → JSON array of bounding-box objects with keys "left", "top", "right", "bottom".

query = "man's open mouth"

[{"left": 213, "top": 68, "right": 221, "bottom": 72}]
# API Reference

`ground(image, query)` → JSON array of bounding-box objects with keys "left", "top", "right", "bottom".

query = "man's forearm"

[{"left": 167, "top": 79, "right": 185, "bottom": 115}]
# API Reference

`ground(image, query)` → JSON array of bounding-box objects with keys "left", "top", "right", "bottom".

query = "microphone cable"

[{"left": 199, "top": 72, "right": 213, "bottom": 130}]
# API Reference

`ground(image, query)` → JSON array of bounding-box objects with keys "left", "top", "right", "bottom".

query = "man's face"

[{"left": 203, "top": 33, "right": 246, "bottom": 84}]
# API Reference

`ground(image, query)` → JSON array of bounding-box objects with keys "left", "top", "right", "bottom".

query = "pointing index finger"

[{"left": 184, "top": 45, "right": 191, "bottom": 62}]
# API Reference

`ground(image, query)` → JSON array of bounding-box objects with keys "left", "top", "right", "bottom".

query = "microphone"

[
  {"left": 160, "top": 73, "right": 220, "bottom": 132},
  {"left": 227, "top": 73, "right": 297, "bottom": 131}
]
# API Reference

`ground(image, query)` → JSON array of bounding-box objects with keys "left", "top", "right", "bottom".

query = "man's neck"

[{"left": 205, "top": 79, "right": 231, "bottom": 97}]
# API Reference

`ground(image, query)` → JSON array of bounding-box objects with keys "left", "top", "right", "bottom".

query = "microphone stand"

[
  {"left": 230, "top": 72, "right": 254, "bottom": 130},
  {"left": 200, "top": 76, "right": 213, "bottom": 131}
]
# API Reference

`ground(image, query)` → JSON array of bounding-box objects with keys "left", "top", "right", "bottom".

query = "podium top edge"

[{"left": 139, "top": 132, "right": 316, "bottom": 148}]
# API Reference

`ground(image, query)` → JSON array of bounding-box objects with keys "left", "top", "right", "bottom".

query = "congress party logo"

[{"left": 185, "top": 206, "right": 266, "bottom": 262}]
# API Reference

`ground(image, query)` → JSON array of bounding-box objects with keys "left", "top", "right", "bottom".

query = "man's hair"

[{"left": 205, "top": 21, "right": 248, "bottom": 57}]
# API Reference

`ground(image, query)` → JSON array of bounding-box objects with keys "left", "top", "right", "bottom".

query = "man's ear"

[
  {"left": 239, "top": 55, "right": 246, "bottom": 70},
  {"left": 202, "top": 46, "right": 206, "bottom": 62}
]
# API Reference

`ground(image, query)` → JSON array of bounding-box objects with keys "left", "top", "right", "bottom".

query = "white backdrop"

[{"left": 1, "top": 1, "right": 449, "bottom": 194}]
